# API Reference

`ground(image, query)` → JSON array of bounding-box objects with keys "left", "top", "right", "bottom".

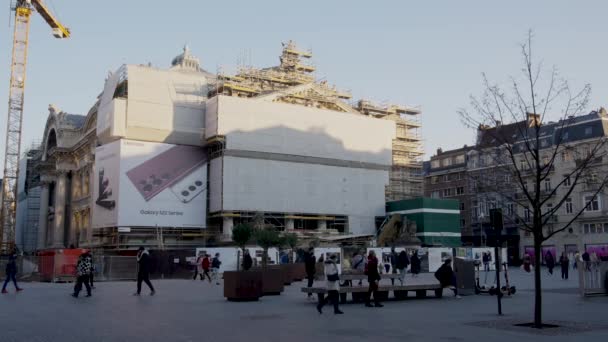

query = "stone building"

[{"left": 423, "top": 146, "right": 473, "bottom": 245}]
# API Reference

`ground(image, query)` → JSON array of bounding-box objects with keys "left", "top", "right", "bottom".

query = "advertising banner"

[{"left": 92, "top": 139, "right": 207, "bottom": 228}]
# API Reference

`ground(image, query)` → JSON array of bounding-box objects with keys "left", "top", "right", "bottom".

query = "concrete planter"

[
  {"left": 269, "top": 265, "right": 293, "bottom": 285},
  {"left": 255, "top": 267, "right": 285, "bottom": 295},
  {"left": 223, "top": 271, "right": 263, "bottom": 301},
  {"left": 287, "top": 263, "right": 306, "bottom": 282}
]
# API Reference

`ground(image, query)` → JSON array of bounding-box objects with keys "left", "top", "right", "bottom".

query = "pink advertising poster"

[
  {"left": 523, "top": 246, "right": 556, "bottom": 265},
  {"left": 585, "top": 244, "right": 608, "bottom": 259}
]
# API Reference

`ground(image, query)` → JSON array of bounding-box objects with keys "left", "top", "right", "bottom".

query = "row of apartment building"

[{"left": 425, "top": 109, "right": 608, "bottom": 262}]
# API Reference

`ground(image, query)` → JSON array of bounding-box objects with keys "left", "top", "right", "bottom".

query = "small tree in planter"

[
  {"left": 232, "top": 223, "right": 253, "bottom": 271},
  {"left": 224, "top": 223, "right": 260, "bottom": 301},
  {"left": 255, "top": 228, "right": 281, "bottom": 268},
  {"left": 282, "top": 233, "right": 299, "bottom": 263}
]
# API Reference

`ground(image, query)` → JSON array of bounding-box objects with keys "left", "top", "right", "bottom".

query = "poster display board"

[
  {"left": 92, "top": 139, "right": 207, "bottom": 228},
  {"left": 314, "top": 248, "right": 343, "bottom": 273}
]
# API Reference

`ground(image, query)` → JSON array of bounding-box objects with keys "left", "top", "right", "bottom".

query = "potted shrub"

[
  {"left": 282, "top": 233, "right": 305, "bottom": 282},
  {"left": 255, "top": 227, "right": 284, "bottom": 295},
  {"left": 223, "top": 224, "right": 262, "bottom": 301}
]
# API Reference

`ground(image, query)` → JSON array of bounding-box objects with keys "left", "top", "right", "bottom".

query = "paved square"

[{"left": 1, "top": 268, "right": 606, "bottom": 342}]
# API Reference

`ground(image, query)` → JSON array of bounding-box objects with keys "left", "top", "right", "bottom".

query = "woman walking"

[
  {"left": 365, "top": 250, "right": 383, "bottom": 308},
  {"left": 2, "top": 249, "right": 23, "bottom": 294},
  {"left": 316, "top": 254, "right": 343, "bottom": 315},
  {"left": 134, "top": 247, "right": 155, "bottom": 296}
]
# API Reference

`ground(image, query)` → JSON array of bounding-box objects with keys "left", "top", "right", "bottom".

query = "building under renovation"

[{"left": 28, "top": 42, "right": 423, "bottom": 251}]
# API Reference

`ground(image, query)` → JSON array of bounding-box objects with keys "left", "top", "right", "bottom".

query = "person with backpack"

[
  {"left": 396, "top": 250, "right": 410, "bottom": 285},
  {"left": 435, "top": 258, "right": 461, "bottom": 299},
  {"left": 201, "top": 254, "right": 212, "bottom": 283},
  {"left": 211, "top": 253, "right": 222, "bottom": 285},
  {"left": 316, "top": 254, "right": 343, "bottom": 315},
  {"left": 305, "top": 248, "right": 316, "bottom": 300},
  {"left": 2, "top": 249, "right": 23, "bottom": 294},
  {"left": 365, "top": 250, "right": 383, "bottom": 308},
  {"left": 72, "top": 252, "right": 92, "bottom": 298},
  {"left": 134, "top": 247, "right": 155, "bottom": 296}
]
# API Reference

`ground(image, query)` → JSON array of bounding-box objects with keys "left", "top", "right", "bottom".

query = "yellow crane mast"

[{"left": 0, "top": 0, "right": 70, "bottom": 252}]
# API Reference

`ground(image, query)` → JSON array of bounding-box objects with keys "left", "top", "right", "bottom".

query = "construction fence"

[
  {"left": 578, "top": 260, "right": 608, "bottom": 296},
  {"left": 0, "top": 252, "right": 199, "bottom": 283}
]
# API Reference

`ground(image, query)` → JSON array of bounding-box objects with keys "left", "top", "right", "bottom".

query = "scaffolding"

[{"left": 208, "top": 41, "right": 424, "bottom": 204}]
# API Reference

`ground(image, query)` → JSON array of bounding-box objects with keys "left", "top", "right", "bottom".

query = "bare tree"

[{"left": 459, "top": 31, "right": 608, "bottom": 328}]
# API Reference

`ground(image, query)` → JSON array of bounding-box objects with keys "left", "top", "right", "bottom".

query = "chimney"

[
  {"left": 495, "top": 120, "right": 502, "bottom": 126},
  {"left": 600, "top": 107, "right": 607, "bottom": 117},
  {"left": 437, "top": 148, "right": 443, "bottom": 155}
]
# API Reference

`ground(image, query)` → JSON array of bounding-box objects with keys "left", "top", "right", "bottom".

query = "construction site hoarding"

[
  {"left": 210, "top": 155, "right": 388, "bottom": 235},
  {"left": 205, "top": 95, "right": 395, "bottom": 165},
  {"left": 97, "top": 65, "right": 209, "bottom": 146},
  {"left": 92, "top": 139, "right": 207, "bottom": 229}
]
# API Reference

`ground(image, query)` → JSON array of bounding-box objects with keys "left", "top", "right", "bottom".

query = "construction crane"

[{"left": 0, "top": 0, "right": 70, "bottom": 253}]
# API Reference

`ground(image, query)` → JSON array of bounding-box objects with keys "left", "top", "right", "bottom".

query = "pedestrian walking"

[
  {"left": 242, "top": 249, "right": 253, "bottom": 271},
  {"left": 389, "top": 247, "right": 398, "bottom": 285},
  {"left": 2, "top": 249, "right": 23, "bottom": 294},
  {"left": 582, "top": 251, "right": 591, "bottom": 271},
  {"left": 396, "top": 250, "right": 409, "bottom": 285},
  {"left": 482, "top": 252, "right": 491, "bottom": 272},
  {"left": 305, "top": 247, "right": 316, "bottom": 300},
  {"left": 134, "top": 247, "right": 155, "bottom": 296},
  {"left": 559, "top": 252, "right": 569, "bottom": 280},
  {"left": 316, "top": 254, "right": 343, "bottom": 315},
  {"left": 201, "top": 254, "right": 212, "bottom": 283},
  {"left": 545, "top": 251, "right": 555, "bottom": 275},
  {"left": 410, "top": 250, "right": 421, "bottom": 277},
  {"left": 573, "top": 251, "right": 579, "bottom": 270},
  {"left": 522, "top": 253, "right": 532, "bottom": 273},
  {"left": 435, "top": 258, "right": 461, "bottom": 299},
  {"left": 72, "top": 252, "right": 92, "bottom": 298},
  {"left": 211, "top": 253, "right": 222, "bottom": 285},
  {"left": 365, "top": 250, "right": 383, "bottom": 308},
  {"left": 193, "top": 252, "right": 204, "bottom": 280}
]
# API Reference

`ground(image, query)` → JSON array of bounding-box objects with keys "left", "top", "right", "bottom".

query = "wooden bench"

[{"left": 301, "top": 273, "right": 444, "bottom": 303}]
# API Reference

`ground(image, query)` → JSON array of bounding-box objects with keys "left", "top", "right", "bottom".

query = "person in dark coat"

[
  {"left": 395, "top": 250, "right": 410, "bottom": 285},
  {"left": 242, "top": 249, "right": 253, "bottom": 271},
  {"left": 582, "top": 251, "right": 591, "bottom": 271},
  {"left": 435, "top": 258, "right": 460, "bottom": 298},
  {"left": 134, "top": 247, "right": 155, "bottom": 296},
  {"left": 365, "top": 250, "right": 383, "bottom": 307},
  {"left": 559, "top": 252, "right": 569, "bottom": 280},
  {"left": 305, "top": 248, "right": 316, "bottom": 300},
  {"left": 2, "top": 250, "right": 22, "bottom": 294},
  {"left": 72, "top": 252, "right": 92, "bottom": 298},
  {"left": 410, "top": 250, "right": 421, "bottom": 277},
  {"left": 545, "top": 251, "right": 555, "bottom": 275}
]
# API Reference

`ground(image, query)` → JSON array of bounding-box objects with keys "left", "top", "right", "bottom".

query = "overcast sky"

[{"left": 0, "top": 0, "right": 606, "bottom": 169}]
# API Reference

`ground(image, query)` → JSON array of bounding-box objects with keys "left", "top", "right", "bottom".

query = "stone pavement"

[{"left": 0, "top": 268, "right": 606, "bottom": 342}]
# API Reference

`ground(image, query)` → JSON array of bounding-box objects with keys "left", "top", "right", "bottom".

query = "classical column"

[
  {"left": 51, "top": 171, "right": 68, "bottom": 248},
  {"left": 317, "top": 220, "right": 327, "bottom": 231},
  {"left": 222, "top": 216, "right": 234, "bottom": 241},
  {"left": 285, "top": 219, "right": 295, "bottom": 231},
  {"left": 37, "top": 183, "right": 50, "bottom": 250}
]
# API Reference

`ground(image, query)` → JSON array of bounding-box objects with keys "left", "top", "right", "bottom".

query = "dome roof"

[{"left": 171, "top": 45, "right": 201, "bottom": 71}]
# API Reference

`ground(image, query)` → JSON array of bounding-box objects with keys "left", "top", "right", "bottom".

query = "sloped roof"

[{"left": 64, "top": 114, "right": 87, "bottom": 129}]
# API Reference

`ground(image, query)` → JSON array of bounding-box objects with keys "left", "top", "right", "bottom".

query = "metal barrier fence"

[
  {"left": 578, "top": 260, "right": 608, "bottom": 296},
  {"left": 0, "top": 254, "right": 198, "bottom": 283}
]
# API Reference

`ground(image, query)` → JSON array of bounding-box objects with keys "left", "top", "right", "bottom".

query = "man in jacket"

[
  {"left": 134, "top": 247, "right": 155, "bottom": 296},
  {"left": 72, "top": 252, "right": 92, "bottom": 298},
  {"left": 396, "top": 250, "right": 410, "bottom": 285},
  {"left": 242, "top": 249, "right": 253, "bottom": 271},
  {"left": 316, "top": 254, "right": 343, "bottom": 315},
  {"left": 2, "top": 249, "right": 22, "bottom": 294},
  {"left": 435, "top": 258, "right": 461, "bottom": 298},
  {"left": 304, "top": 248, "right": 317, "bottom": 300},
  {"left": 365, "top": 250, "right": 383, "bottom": 307},
  {"left": 211, "top": 253, "right": 222, "bottom": 285}
]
